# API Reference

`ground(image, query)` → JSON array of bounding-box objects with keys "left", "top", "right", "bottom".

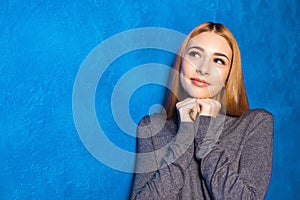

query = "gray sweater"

[{"left": 130, "top": 109, "right": 273, "bottom": 200}]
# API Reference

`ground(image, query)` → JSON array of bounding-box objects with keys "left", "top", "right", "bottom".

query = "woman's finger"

[
  {"left": 196, "top": 98, "right": 221, "bottom": 117},
  {"left": 176, "top": 98, "right": 199, "bottom": 122},
  {"left": 176, "top": 98, "right": 197, "bottom": 109}
]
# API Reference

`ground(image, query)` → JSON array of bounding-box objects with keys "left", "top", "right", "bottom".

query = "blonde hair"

[{"left": 163, "top": 22, "right": 249, "bottom": 121}]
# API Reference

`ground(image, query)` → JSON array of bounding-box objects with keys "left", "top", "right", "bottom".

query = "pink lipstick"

[{"left": 191, "top": 78, "right": 210, "bottom": 87}]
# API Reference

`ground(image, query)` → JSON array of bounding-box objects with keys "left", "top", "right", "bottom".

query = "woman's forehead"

[{"left": 187, "top": 32, "right": 232, "bottom": 57}]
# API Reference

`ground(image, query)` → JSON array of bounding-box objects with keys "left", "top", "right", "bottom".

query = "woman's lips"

[{"left": 190, "top": 78, "right": 210, "bottom": 87}]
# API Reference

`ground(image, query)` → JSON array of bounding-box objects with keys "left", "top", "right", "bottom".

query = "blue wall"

[{"left": 1, "top": 0, "right": 299, "bottom": 199}]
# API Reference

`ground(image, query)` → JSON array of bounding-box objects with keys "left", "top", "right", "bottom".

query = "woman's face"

[{"left": 180, "top": 31, "right": 232, "bottom": 99}]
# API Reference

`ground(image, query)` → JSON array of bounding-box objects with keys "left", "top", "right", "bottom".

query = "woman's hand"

[
  {"left": 196, "top": 98, "right": 221, "bottom": 118},
  {"left": 176, "top": 98, "right": 200, "bottom": 122},
  {"left": 176, "top": 98, "right": 221, "bottom": 122}
]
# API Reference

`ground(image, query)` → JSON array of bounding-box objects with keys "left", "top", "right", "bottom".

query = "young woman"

[{"left": 130, "top": 22, "right": 273, "bottom": 200}]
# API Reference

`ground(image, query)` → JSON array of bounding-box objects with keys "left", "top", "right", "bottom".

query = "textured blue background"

[{"left": 1, "top": 0, "right": 299, "bottom": 199}]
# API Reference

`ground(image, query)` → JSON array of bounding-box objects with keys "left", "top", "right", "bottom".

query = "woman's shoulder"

[
  {"left": 229, "top": 109, "right": 274, "bottom": 137},
  {"left": 224, "top": 109, "right": 273, "bottom": 133},
  {"left": 138, "top": 113, "right": 166, "bottom": 126},
  {"left": 221, "top": 109, "right": 274, "bottom": 145},
  {"left": 138, "top": 113, "right": 176, "bottom": 129},
  {"left": 137, "top": 113, "right": 177, "bottom": 151},
  {"left": 240, "top": 108, "right": 273, "bottom": 124}
]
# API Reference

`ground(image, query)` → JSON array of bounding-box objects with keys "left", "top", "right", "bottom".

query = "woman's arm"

[
  {"left": 196, "top": 110, "right": 274, "bottom": 199},
  {"left": 130, "top": 116, "right": 195, "bottom": 200}
]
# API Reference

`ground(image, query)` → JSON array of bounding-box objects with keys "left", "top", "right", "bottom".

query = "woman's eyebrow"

[
  {"left": 213, "top": 52, "right": 230, "bottom": 61},
  {"left": 187, "top": 46, "right": 205, "bottom": 52}
]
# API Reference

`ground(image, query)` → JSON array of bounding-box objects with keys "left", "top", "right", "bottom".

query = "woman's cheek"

[
  {"left": 211, "top": 67, "right": 226, "bottom": 87},
  {"left": 182, "top": 58, "right": 196, "bottom": 74},
  {"left": 208, "top": 84, "right": 223, "bottom": 97}
]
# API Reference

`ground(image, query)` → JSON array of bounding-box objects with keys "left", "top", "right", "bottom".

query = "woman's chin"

[{"left": 188, "top": 93, "right": 211, "bottom": 99}]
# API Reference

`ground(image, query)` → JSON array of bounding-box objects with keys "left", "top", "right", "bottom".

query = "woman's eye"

[
  {"left": 214, "top": 58, "right": 225, "bottom": 65},
  {"left": 188, "top": 51, "right": 201, "bottom": 58}
]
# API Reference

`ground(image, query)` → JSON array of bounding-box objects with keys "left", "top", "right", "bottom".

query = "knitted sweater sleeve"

[
  {"left": 197, "top": 110, "right": 274, "bottom": 200},
  {"left": 130, "top": 116, "right": 195, "bottom": 200}
]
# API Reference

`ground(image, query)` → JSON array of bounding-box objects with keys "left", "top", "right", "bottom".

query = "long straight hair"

[{"left": 163, "top": 22, "right": 249, "bottom": 123}]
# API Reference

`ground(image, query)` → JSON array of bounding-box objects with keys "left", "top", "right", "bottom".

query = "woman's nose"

[{"left": 196, "top": 59, "right": 210, "bottom": 75}]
